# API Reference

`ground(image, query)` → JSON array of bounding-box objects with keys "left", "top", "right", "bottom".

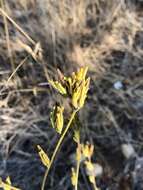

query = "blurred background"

[{"left": 0, "top": 0, "right": 143, "bottom": 189}]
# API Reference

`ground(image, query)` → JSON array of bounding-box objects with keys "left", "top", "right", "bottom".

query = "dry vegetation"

[{"left": 0, "top": 0, "right": 143, "bottom": 189}]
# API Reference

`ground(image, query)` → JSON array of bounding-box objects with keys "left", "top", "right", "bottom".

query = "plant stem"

[
  {"left": 75, "top": 159, "right": 80, "bottom": 190},
  {"left": 41, "top": 109, "right": 78, "bottom": 190},
  {"left": 93, "top": 182, "right": 99, "bottom": 190}
]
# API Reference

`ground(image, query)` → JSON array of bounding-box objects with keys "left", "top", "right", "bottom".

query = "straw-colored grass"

[{"left": 0, "top": 0, "right": 143, "bottom": 189}]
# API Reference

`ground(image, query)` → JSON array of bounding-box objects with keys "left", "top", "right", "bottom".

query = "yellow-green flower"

[
  {"left": 71, "top": 168, "right": 76, "bottom": 187},
  {"left": 50, "top": 105, "right": 64, "bottom": 134},
  {"left": 73, "top": 129, "right": 80, "bottom": 144},
  {"left": 84, "top": 161, "right": 95, "bottom": 184},
  {"left": 0, "top": 176, "right": 21, "bottom": 190},
  {"left": 72, "top": 77, "right": 90, "bottom": 109},
  {"left": 81, "top": 143, "right": 94, "bottom": 159},
  {"left": 64, "top": 76, "right": 74, "bottom": 95},
  {"left": 37, "top": 145, "right": 50, "bottom": 168},
  {"left": 72, "top": 66, "right": 88, "bottom": 82},
  {"left": 76, "top": 145, "right": 82, "bottom": 161},
  {"left": 49, "top": 80, "right": 67, "bottom": 95}
]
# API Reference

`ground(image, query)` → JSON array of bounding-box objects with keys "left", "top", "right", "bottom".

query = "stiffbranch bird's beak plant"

[
  {"left": 0, "top": 67, "right": 100, "bottom": 190},
  {"left": 37, "top": 67, "right": 91, "bottom": 190}
]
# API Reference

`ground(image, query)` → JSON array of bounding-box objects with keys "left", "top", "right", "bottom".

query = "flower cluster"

[
  {"left": 71, "top": 140, "right": 100, "bottom": 190},
  {"left": 48, "top": 67, "right": 90, "bottom": 135},
  {"left": 49, "top": 67, "right": 90, "bottom": 109}
]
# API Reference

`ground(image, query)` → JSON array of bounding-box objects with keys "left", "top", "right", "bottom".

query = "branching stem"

[{"left": 41, "top": 109, "right": 78, "bottom": 190}]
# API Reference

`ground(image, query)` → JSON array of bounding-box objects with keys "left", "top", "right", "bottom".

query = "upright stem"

[
  {"left": 75, "top": 159, "right": 80, "bottom": 190},
  {"left": 41, "top": 109, "right": 78, "bottom": 190},
  {"left": 93, "top": 182, "right": 99, "bottom": 190}
]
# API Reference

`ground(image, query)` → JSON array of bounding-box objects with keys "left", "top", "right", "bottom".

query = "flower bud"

[{"left": 50, "top": 105, "right": 64, "bottom": 134}]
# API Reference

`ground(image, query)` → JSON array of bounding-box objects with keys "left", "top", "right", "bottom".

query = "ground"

[{"left": 0, "top": 0, "right": 143, "bottom": 190}]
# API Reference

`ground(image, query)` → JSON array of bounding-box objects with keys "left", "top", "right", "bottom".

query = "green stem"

[
  {"left": 41, "top": 109, "right": 78, "bottom": 190},
  {"left": 93, "top": 182, "right": 99, "bottom": 190},
  {"left": 75, "top": 159, "right": 80, "bottom": 190}
]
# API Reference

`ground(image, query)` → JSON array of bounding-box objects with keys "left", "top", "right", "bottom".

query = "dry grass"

[{"left": 0, "top": 0, "right": 143, "bottom": 189}]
